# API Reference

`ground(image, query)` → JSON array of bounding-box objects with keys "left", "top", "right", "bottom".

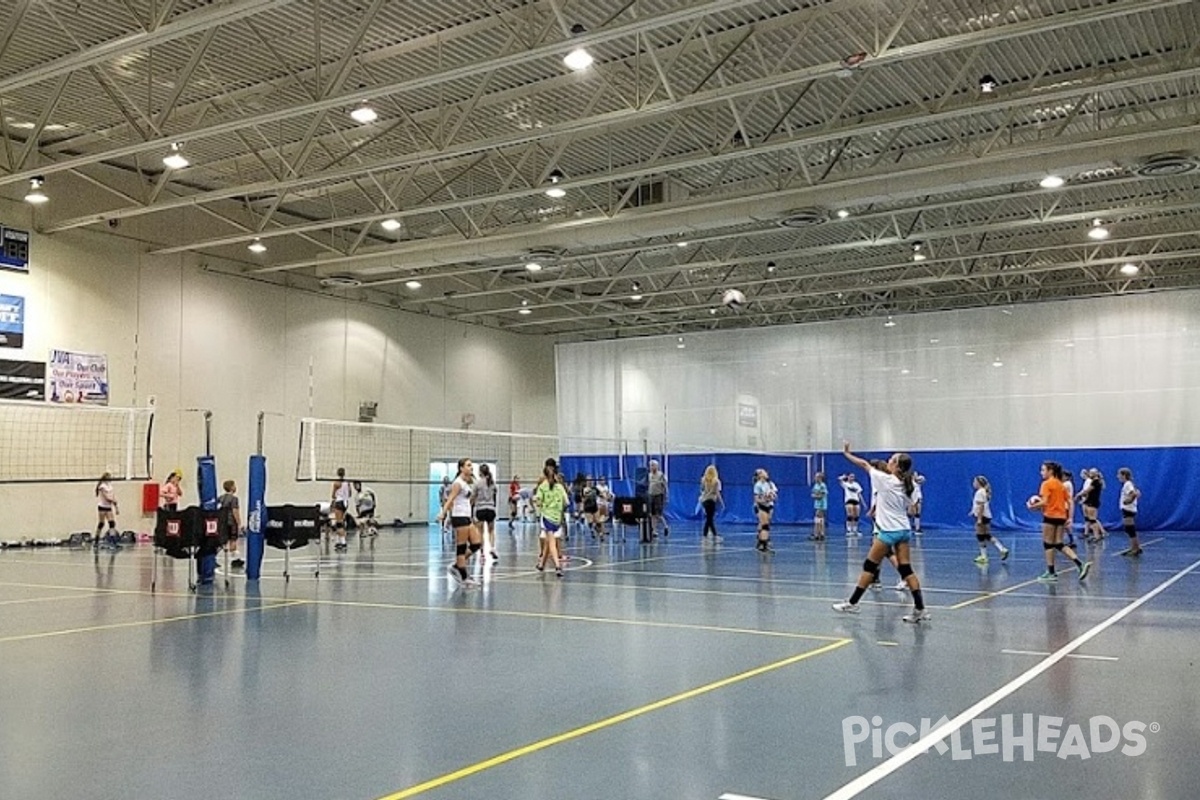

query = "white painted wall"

[
  {"left": 557, "top": 291, "right": 1200, "bottom": 453},
  {"left": 0, "top": 209, "right": 556, "bottom": 538}
]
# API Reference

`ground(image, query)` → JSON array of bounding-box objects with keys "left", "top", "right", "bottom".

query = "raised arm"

[{"left": 842, "top": 441, "right": 873, "bottom": 472}]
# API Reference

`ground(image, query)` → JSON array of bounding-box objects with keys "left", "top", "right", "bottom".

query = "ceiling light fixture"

[
  {"left": 766, "top": 261, "right": 776, "bottom": 273},
  {"left": 405, "top": 280, "right": 421, "bottom": 289},
  {"left": 965, "top": 351, "right": 976, "bottom": 356},
  {"left": 350, "top": 102, "right": 378, "bottom": 124},
  {"left": 630, "top": 282, "right": 643, "bottom": 301},
  {"left": 979, "top": 74, "right": 998, "bottom": 93},
  {"left": 1039, "top": 174, "right": 1065, "bottom": 189},
  {"left": 563, "top": 23, "right": 594, "bottom": 70},
  {"left": 884, "top": 316, "right": 896, "bottom": 328},
  {"left": 1088, "top": 219, "right": 1110, "bottom": 240},
  {"left": 1120, "top": 263, "right": 1140, "bottom": 276},
  {"left": 836, "top": 209, "right": 850, "bottom": 219},
  {"left": 544, "top": 168, "right": 567, "bottom": 198},
  {"left": 519, "top": 308, "right": 533, "bottom": 315},
  {"left": 525, "top": 261, "right": 543, "bottom": 272},
  {"left": 24, "top": 176, "right": 48, "bottom": 204},
  {"left": 992, "top": 359, "right": 1003, "bottom": 367},
  {"left": 912, "top": 241, "right": 927, "bottom": 262},
  {"left": 162, "top": 142, "right": 189, "bottom": 170},
  {"left": 248, "top": 238, "right": 266, "bottom": 254},
  {"left": 676, "top": 240, "right": 690, "bottom": 248},
  {"left": 380, "top": 218, "right": 402, "bottom": 231}
]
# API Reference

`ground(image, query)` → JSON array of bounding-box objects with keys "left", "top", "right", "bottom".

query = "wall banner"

[
  {"left": 0, "top": 294, "right": 23, "bottom": 348},
  {"left": 47, "top": 349, "right": 109, "bottom": 405},
  {"left": 0, "top": 359, "right": 45, "bottom": 400}
]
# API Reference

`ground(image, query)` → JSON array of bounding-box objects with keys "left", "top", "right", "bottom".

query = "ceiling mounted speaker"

[
  {"left": 319, "top": 274, "right": 363, "bottom": 288},
  {"left": 776, "top": 207, "right": 830, "bottom": 228},
  {"left": 1133, "top": 152, "right": 1198, "bottom": 178}
]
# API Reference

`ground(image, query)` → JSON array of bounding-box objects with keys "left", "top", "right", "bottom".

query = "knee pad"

[
  {"left": 1043, "top": 542, "right": 1055, "bottom": 550},
  {"left": 1053, "top": 542, "right": 1065, "bottom": 551},
  {"left": 975, "top": 533, "right": 988, "bottom": 543},
  {"left": 897, "top": 563, "right": 914, "bottom": 580},
  {"left": 862, "top": 558, "right": 880, "bottom": 576},
  {"left": 469, "top": 542, "right": 482, "bottom": 555},
  {"left": 455, "top": 543, "right": 468, "bottom": 556},
  {"left": 1124, "top": 524, "right": 1137, "bottom": 536},
  {"left": 108, "top": 520, "right": 117, "bottom": 530},
  {"left": 848, "top": 514, "right": 858, "bottom": 522}
]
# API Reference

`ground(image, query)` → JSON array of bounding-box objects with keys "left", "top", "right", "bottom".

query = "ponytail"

[{"left": 895, "top": 453, "right": 915, "bottom": 498}]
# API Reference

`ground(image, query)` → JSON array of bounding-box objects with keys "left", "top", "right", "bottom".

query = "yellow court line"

[
  {"left": 501, "top": 576, "right": 917, "bottom": 609},
  {"left": 0, "top": 600, "right": 306, "bottom": 644},
  {"left": 304, "top": 596, "right": 845, "bottom": 642},
  {"left": 0, "top": 579, "right": 255, "bottom": 602},
  {"left": 0, "top": 592, "right": 113, "bottom": 607},
  {"left": 376, "top": 638, "right": 853, "bottom": 800},
  {"left": 951, "top": 537, "right": 1166, "bottom": 610}
]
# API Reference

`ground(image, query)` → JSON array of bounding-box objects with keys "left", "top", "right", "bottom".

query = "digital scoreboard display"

[{"left": 0, "top": 226, "right": 30, "bottom": 271}]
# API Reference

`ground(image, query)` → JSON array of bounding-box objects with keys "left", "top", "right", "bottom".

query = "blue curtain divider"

[{"left": 560, "top": 446, "right": 1200, "bottom": 532}]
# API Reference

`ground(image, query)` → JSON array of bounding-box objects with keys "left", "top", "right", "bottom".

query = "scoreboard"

[{"left": 0, "top": 226, "right": 30, "bottom": 271}]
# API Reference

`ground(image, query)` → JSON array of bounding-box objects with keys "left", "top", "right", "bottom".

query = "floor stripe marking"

[
  {"left": 376, "top": 639, "right": 852, "bottom": 800},
  {"left": 0, "top": 592, "right": 111, "bottom": 607},
  {"left": 949, "top": 567, "right": 1079, "bottom": 609},
  {"left": 819, "top": 555, "right": 1200, "bottom": 800},
  {"left": 305, "top": 597, "right": 846, "bottom": 642},
  {"left": 719, "top": 794, "right": 779, "bottom": 800},
  {"left": 0, "top": 600, "right": 305, "bottom": 644},
  {"left": 876, "top": 641, "right": 900, "bottom": 647},
  {"left": 1000, "top": 648, "right": 1119, "bottom": 662}
]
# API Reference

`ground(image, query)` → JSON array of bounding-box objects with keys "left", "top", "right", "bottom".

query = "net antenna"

[{"left": 0, "top": 399, "right": 154, "bottom": 483}]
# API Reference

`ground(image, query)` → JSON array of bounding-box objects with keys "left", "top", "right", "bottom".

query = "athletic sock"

[
  {"left": 1072, "top": 557, "right": 1083, "bottom": 568},
  {"left": 849, "top": 586, "right": 866, "bottom": 605},
  {"left": 911, "top": 589, "right": 925, "bottom": 610},
  {"left": 1047, "top": 564, "right": 1056, "bottom": 574}
]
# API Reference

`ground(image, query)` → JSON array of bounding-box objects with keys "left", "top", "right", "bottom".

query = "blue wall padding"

[{"left": 559, "top": 446, "right": 1199, "bottom": 532}]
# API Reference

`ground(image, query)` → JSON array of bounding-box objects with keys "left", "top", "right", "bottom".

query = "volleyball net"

[{"left": 0, "top": 400, "right": 155, "bottom": 483}]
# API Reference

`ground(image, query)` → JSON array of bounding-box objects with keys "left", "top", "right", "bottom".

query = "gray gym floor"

[{"left": 1, "top": 522, "right": 1197, "bottom": 800}]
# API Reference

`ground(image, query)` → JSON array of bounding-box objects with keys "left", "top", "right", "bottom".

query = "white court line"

[
  {"left": 820, "top": 555, "right": 1200, "bottom": 800},
  {"left": 1000, "top": 648, "right": 1119, "bottom": 662},
  {"left": 719, "top": 793, "right": 779, "bottom": 800}
]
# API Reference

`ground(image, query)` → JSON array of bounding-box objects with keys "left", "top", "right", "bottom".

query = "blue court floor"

[{"left": 1, "top": 521, "right": 1197, "bottom": 800}]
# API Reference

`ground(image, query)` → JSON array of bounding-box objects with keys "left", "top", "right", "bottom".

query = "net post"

[{"left": 124, "top": 409, "right": 136, "bottom": 480}]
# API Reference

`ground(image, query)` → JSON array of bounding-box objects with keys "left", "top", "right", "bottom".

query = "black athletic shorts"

[
  {"left": 756, "top": 502, "right": 774, "bottom": 514},
  {"left": 475, "top": 509, "right": 496, "bottom": 523},
  {"left": 450, "top": 516, "right": 472, "bottom": 528},
  {"left": 1042, "top": 516, "right": 1067, "bottom": 526},
  {"left": 583, "top": 501, "right": 598, "bottom": 514},
  {"left": 334, "top": 500, "right": 348, "bottom": 512},
  {"left": 845, "top": 499, "right": 860, "bottom": 506},
  {"left": 649, "top": 495, "right": 665, "bottom": 515}
]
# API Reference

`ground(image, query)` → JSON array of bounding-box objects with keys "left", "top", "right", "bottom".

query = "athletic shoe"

[
  {"left": 832, "top": 601, "right": 860, "bottom": 614},
  {"left": 490, "top": 551, "right": 499, "bottom": 561},
  {"left": 1078, "top": 562, "right": 1092, "bottom": 581},
  {"left": 902, "top": 610, "right": 931, "bottom": 624},
  {"left": 894, "top": 580, "right": 907, "bottom": 591},
  {"left": 1000, "top": 548, "right": 1010, "bottom": 562},
  {"left": 231, "top": 559, "right": 245, "bottom": 570},
  {"left": 535, "top": 560, "right": 545, "bottom": 572},
  {"left": 870, "top": 580, "right": 882, "bottom": 592},
  {"left": 1036, "top": 571, "right": 1058, "bottom": 582},
  {"left": 555, "top": 569, "right": 564, "bottom": 578},
  {"left": 974, "top": 554, "right": 989, "bottom": 565},
  {"left": 447, "top": 565, "right": 464, "bottom": 584}
]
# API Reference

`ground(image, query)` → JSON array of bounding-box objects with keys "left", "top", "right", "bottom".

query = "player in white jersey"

[
  {"left": 839, "top": 473, "right": 864, "bottom": 536},
  {"left": 331, "top": 467, "right": 353, "bottom": 551},
  {"left": 971, "top": 475, "right": 1009, "bottom": 564},
  {"left": 437, "top": 458, "right": 482, "bottom": 586},
  {"left": 834, "top": 443, "right": 929, "bottom": 623},
  {"left": 1117, "top": 467, "right": 1143, "bottom": 557},
  {"left": 908, "top": 473, "right": 925, "bottom": 534}
]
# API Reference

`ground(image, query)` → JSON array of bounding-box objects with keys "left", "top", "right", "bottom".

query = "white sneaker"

[
  {"left": 902, "top": 610, "right": 931, "bottom": 624},
  {"left": 832, "top": 601, "right": 860, "bottom": 614},
  {"left": 894, "top": 580, "right": 908, "bottom": 591}
]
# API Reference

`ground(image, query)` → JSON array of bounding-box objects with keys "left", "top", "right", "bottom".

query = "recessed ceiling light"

[
  {"left": 162, "top": 142, "right": 189, "bottom": 170},
  {"left": 405, "top": 280, "right": 421, "bottom": 289},
  {"left": 900, "top": 368, "right": 910, "bottom": 375},
  {"left": 929, "top": 338, "right": 940, "bottom": 344},
  {"left": 1040, "top": 175, "right": 1065, "bottom": 188},
  {"left": 350, "top": 102, "right": 378, "bottom": 124},
  {"left": 992, "top": 359, "right": 1003, "bottom": 367},
  {"left": 836, "top": 209, "right": 850, "bottom": 219},
  {"left": 930, "top": 378, "right": 939, "bottom": 384},
  {"left": 544, "top": 186, "right": 566, "bottom": 199},
  {"left": 1019, "top": 371, "right": 1028, "bottom": 377},
  {"left": 248, "top": 239, "right": 266, "bottom": 254},
  {"left": 965, "top": 351, "right": 976, "bottom": 356},
  {"left": 525, "top": 261, "right": 542, "bottom": 272},
  {"left": 1120, "top": 263, "right": 1140, "bottom": 276},
  {"left": 1064, "top": 341, "right": 1075, "bottom": 348},
  {"left": 381, "top": 218, "right": 402, "bottom": 231}
]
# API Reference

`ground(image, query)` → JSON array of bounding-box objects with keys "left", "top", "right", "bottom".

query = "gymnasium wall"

[
  {"left": 0, "top": 203, "right": 557, "bottom": 538},
  {"left": 556, "top": 290, "right": 1200, "bottom": 532}
]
